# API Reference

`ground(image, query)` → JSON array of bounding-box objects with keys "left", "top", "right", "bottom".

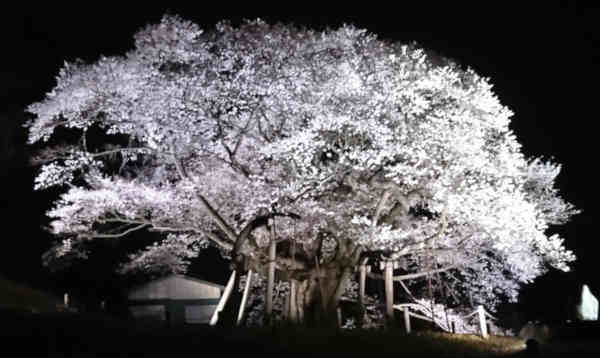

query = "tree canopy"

[{"left": 27, "top": 16, "right": 577, "bottom": 320}]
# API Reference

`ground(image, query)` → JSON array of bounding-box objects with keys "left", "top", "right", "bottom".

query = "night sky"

[{"left": 1, "top": 4, "right": 598, "bottom": 319}]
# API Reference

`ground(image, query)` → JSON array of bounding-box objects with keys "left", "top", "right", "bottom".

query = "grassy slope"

[
  {"left": 0, "top": 276, "right": 60, "bottom": 312},
  {"left": 5, "top": 310, "right": 600, "bottom": 357},
  {"left": 1, "top": 312, "right": 531, "bottom": 358}
]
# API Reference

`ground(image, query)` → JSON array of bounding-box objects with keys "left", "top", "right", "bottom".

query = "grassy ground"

[
  {"left": 1, "top": 311, "right": 595, "bottom": 357},
  {"left": 0, "top": 276, "right": 61, "bottom": 312}
]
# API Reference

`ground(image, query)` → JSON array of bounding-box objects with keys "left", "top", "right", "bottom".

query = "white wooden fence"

[{"left": 393, "top": 303, "right": 498, "bottom": 339}]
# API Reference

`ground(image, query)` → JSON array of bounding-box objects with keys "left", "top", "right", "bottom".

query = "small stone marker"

[{"left": 576, "top": 284, "right": 598, "bottom": 321}]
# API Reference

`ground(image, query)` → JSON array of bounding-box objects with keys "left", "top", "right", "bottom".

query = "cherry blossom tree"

[{"left": 27, "top": 16, "right": 577, "bottom": 327}]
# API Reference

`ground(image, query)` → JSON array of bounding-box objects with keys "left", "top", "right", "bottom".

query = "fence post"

[
  {"left": 477, "top": 305, "right": 488, "bottom": 339},
  {"left": 403, "top": 306, "right": 411, "bottom": 334}
]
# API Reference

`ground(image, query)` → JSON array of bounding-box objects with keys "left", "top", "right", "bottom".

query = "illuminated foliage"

[{"left": 27, "top": 16, "right": 577, "bottom": 322}]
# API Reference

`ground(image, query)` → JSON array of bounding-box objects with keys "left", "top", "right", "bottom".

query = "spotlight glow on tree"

[{"left": 27, "top": 16, "right": 577, "bottom": 326}]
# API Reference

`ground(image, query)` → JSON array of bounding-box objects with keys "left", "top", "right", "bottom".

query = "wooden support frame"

[
  {"left": 384, "top": 260, "right": 394, "bottom": 324},
  {"left": 403, "top": 306, "right": 411, "bottom": 333},
  {"left": 363, "top": 261, "right": 497, "bottom": 337},
  {"left": 265, "top": 221, "right": 277, "bottom": 325},
  {"left": 209, "top": 270, "right": 236, "bottom": 326},
  {"left": 477, "top": 305, "right": 489, "bottom": 339},
  {"left": 236, "top": 270, "right": 253, "bottom": 326},
  {"left": 359, "top": 261, "right": 367, "bottom": 307}
]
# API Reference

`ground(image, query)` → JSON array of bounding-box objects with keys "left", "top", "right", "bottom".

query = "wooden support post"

[
  {"left": 297, "top": 281, "right": 305, "bottom": 323},
  {"left": 210, "top": 270, "right": 236, "bottom": 326},
  {"left": 359, "top": 263, "right": 366, "bottom": 306},
  {"left": 337, "top": 307, "right": 343, "bottom": 328},
  {"left": 403, "top": 306, "right": 411, "bottom": 334},
  {"left": 358, "top": 259, "right": 368, "bottom": 327},
  {"left": 265, "top": 237, "right": 276, "bottom": 325},
  {"left": 385, "top": 260, "right": 394, "bottom": 324},
  {"left": 289, "top": 280, "right": 298, "bottom": 323},
  {"left": 477, "top": 305, "right": 488, "bottom": 339},
  {"left": 282, "top": 285, "right": 290, "bottom": 321},
  {"left": 236, "top": 270, "right": 253, "bottom": 326},
  {"left": 64, "top": 293, "right": 69, "bottom": 308}
]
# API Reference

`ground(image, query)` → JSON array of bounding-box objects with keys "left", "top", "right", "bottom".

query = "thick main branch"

[
  {"left": 367, "top": 264, "right": 457, "bottom": 282},
  {"left": 171, "top": 147, "right": 238, "bottom": 243}
]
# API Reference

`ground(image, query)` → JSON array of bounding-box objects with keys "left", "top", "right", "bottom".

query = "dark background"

[{"left": 0, "top": 3, "right": 597, "bottom": 320}]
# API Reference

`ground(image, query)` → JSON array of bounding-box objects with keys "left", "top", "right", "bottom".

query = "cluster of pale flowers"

[{"left": 27, "top": 16, "right": 577, "bottom": 312}]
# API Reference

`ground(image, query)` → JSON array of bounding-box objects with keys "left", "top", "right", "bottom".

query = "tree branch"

[
  {"left": 170, "top": 146, "right": 238, "bottom": 243},
  {"left": 151, "top": 226, "right": 233, "bottom": 251},
  {"left": 90, "top": 147, "right": 153, "bottom": 158},
  {"left": 373, "top": 188, "right": 393, "bottom": 227},
  {"left": 398, "top": 279, "right": 419, "bottom": 302},
  {"left": 366, "top": 264, "right": 457, "bottom": 282},
  {"left": 232, "top": 212, "right": 301, "bottom": 262},
  {"left": 96, "top": 215, "right": 235, "bottom": 251},
  {"left": 84, "top": 223, "right": 149, "bottom": 239}
]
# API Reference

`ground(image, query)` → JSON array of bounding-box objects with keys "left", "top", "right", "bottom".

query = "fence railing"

[{"left": 393, "top": 303, "right": 497, "bottom": 339}]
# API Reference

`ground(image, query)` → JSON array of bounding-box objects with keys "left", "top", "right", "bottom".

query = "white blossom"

[{"left": 27, "top": 16, "right": 577, "bottom": 309}]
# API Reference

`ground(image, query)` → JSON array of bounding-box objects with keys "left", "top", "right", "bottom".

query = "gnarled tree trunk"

[
  {"left": 231, "top": 215, "right": 362, "bottom": 328},
  {"left": 284, "top": 262, "right": 354, "bottom": 328}
]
